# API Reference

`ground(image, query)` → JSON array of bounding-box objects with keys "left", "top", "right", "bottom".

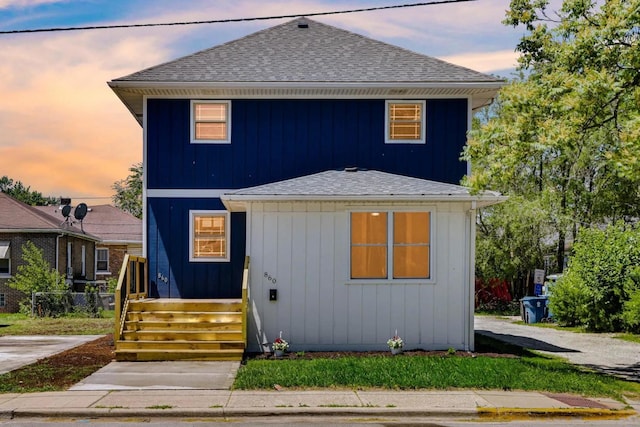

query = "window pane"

[
  {"left": 351, "top": 212, "right": 387, "bottom": 244},
  {"left": 0, "top": 259, "right": 8, "bottom": 274},
  {"left": 390, "top": 104, "right": 421, "bottom": 120},
  {"left": 351, "top": 246, "right": 387, "bottom": 279},
  {"left": 394, "top": 212, "right": 430, "bottom": 244},
  {"left": 390, "top": 123, "right": 421, "bottom": 140},
  {"left": 195, "top": 103, "right": 226, "bottom": 121},
  {"left": 393, "top": 246, "right": 430, "bottom": 278},
  {"left": 193, "top": 214, "right": 227, "bottom": 258},
  {"left": 196, "top": 122, "right": 227, "bottom": 140}
]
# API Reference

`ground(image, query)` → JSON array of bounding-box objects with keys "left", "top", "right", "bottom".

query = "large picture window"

[
  {"left": 385, "top": 100, "right": 426, "bottom": 144},
  {"left": 189, "top": 210, "right": 230, "bottom": 262},
  {"left": 191, "top": 100, "right": 231, "bottom": 144},
  {"left": 350, "top": 211, "right": 431, "bottom": 280}
]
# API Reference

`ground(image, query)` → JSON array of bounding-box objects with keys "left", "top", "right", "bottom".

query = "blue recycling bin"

[{"left": 520, "top": 296, "right": 548, "bottom": 323}]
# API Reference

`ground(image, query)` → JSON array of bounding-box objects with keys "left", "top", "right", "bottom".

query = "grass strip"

[
  {"left": 0, "top": 313, "right": 114, "bottom": 335},
  {"left": 234, "top": 353, "right": 640, "bottom": 400}
]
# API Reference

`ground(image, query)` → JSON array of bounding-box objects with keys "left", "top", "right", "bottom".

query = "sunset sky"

[{"left": 0, "top": 0, "right": 557, "bottom": 201}]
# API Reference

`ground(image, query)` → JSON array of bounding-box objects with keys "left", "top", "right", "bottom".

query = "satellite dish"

[
  {"left": 61, "top": 205, "right": 72, "bottom": 218},
  {"left": 74, "top": 203, "right": 88, "bottom": 221}
]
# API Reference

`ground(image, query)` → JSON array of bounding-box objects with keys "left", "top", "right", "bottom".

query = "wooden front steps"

[{"left": 115, "top": 299, "right": 245, "bottom": 361}]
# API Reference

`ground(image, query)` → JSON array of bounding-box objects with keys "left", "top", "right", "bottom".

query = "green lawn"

[
  {"left": 0, "top": 312, "right": 114, "bottom": 335},
  {"left": 234, "top": 335, "right": 640, "bottom": 401}
]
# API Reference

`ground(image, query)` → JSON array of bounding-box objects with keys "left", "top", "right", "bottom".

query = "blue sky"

[{"left": 0, "top": 0, "right": 557, "bottom": 200}]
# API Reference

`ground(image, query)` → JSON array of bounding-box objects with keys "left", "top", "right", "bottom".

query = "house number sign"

[{"left": 264, "top": 272, "right": 277, "bottom": 284}]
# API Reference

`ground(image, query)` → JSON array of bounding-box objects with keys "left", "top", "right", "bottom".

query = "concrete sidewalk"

[{"left": 0, "top": 389, "right": 637, "bottom": 420}]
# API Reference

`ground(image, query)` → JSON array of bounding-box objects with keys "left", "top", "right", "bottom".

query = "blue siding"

[
  {"left": 147, "top": 198, "right": 246, "bottom": 299},
  {"left": 146, "top": 98, "right": 468, "bottom": 298},
  {"left": 147, "top": 99, "right": 468, "bottom": 189}
]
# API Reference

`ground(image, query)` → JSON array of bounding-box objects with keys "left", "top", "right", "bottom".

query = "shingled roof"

[
  {"left": 221, "top": 169, "right": 505, "bottom": 210},
  {"left": 0, "top": 192, "right": 98, "bottom": 240},
  {"left": 35, "top": 204, "right": 141, "bottom": 244},
  {"left": 109, "top": 18, "right": 504, "bottom": 123}
]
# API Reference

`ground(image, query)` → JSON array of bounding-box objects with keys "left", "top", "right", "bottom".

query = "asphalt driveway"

[{"left": 475, "top": 316, "right": 640, "bottom": 381}]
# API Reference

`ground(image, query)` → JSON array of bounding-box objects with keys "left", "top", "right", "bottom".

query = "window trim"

[
  {"left": 190, "top": 100, "right": 231, "bottom": 144},
  {"left": 0, "top": 241, "right": 10, "bottom": 277},
  {"left": 189, "top": 210, "right": 231, "bottom": 262},
  {"left": 96, "top": 247, "right": 109, "bottom": 273},
  {"left": 348, "top": 209, "right": 434, "bottom": 284},
  {"left": 384, "top": 100, "right": 426, "bottom": 144}
]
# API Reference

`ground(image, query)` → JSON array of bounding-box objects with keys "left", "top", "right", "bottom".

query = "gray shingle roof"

[
  {"left": 222, "top": 169, "right": 504, "bottom": 204},
  {"left": 113, "top": 18, "right": 501, "bottom": 84}
]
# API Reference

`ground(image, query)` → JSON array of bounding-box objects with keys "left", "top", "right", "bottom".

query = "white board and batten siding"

[{"left": 245, "top": 200, "right": 475, "bottom": 352}]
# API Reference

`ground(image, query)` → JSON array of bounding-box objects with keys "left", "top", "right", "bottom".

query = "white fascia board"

[{"left": 0, "top": 229, "right": 101, "bottom": 241}]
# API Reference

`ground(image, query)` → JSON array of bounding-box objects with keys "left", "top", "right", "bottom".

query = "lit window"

[
  {"left": 96, "top": 248, "right": 109, "bottom": 272},
  {"left": 385, "top": 101, "right": 425, "bottom": 144},
  {"left": 0, "top": 241, "right": 10, "bottom": 275},
  {"left": 351, "top": 212, "right": 387, "bottom": 279},
  {"left": 190, "top": 211, "right": 230, "bottom": 262},
  {"left": 191, "top": 101, "right": 231, "bottom": 143},
  {"left": 350, "top": 212, "right": 430, "bottom": 280}
]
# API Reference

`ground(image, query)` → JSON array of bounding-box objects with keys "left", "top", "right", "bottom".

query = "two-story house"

[{"left": 109, "top": 18, "right": 504, "bottom": 357}]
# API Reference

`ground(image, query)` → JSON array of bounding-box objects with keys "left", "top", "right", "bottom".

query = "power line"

[{"left": 0, "top": 0, "right": 476, "bottom": 35}]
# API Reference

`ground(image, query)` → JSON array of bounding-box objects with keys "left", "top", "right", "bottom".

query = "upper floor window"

[
  {"left": 0, "top": 241, "right": 10, "bottom": 276},
  {"left": 96, "top": 248, "right": 109, "bottom": 273},
  {"left": 350, "top": 211, "right": 431, "bottom": 280},
  {"left": 191, "top": 100, "right": 231, "bottom": 144},
  {"left": 189, "top": 210, "right": 230, "bottom": 262},
  {"left": 385, "top": 101, "right": 426, "bottom": 144}
]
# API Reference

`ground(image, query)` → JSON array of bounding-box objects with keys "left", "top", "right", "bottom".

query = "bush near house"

[
  {"left": 549, "top": 222, "right": 640, "bottom": 332},
  {"left": 8, "top": 241, "right": 70, "bottom": 316}
]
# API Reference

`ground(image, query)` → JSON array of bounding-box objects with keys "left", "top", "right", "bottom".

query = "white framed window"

[
  {"left": 0, "top": 241, "right": 10, "bottom": 276},
  {"left": 190, "top": 100, "right": 231, "bottom": 144},
  {"left": 96, "top": 248, "right": 109, "bottom": 273},
  {"left": 189, "top": 210, "right": 230, "bottom": 262},
  {"left": 385, "top": 100, "right": 426, "bottom": 144},
  {"left": 350, "top": 211, "right": 431, "bottom": 280},
  {"left": 0, "top": 293, "right": 5, "bottom": 307}
]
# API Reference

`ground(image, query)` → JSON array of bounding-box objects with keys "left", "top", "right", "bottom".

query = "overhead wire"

[{"left": 0, "top": 0, "right": 476, "bottom": 35}]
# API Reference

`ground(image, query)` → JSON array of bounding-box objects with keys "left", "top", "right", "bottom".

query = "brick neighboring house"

[
  {"left": 0, "top": 193, "right": 100, "bottom": 313},
  {"left": 37, "top": 205, "right": 142, "bottom": 287}
]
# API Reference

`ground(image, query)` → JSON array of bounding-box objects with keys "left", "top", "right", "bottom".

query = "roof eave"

[
  {"left": 108, "top": 80, "right": 505, "bottom": 125},
  {"left": 221, "top": 194, "right": 507, "bottom": 212},
  {"left": 0, "top": 229, "right": 101, "bottom": 241}
]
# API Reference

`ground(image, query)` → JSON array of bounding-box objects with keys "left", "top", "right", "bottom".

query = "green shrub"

[{"left": 549, "top": 222, "right": 640, "bottom": 332}]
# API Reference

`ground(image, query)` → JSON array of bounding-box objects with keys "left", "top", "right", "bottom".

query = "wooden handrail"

[
  {"left": 241, "top": 256, "right": 250, "bottom": 348},
  {"left": 114, "top": 254, "right": 148, "bottom": 341}
]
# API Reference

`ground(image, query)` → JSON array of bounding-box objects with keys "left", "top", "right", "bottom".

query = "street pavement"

[
  {"left": 475, "top": 316, "right": 640, "bottom": 381},
  {"left": 0, "top": 316, "right": 639, "bottom": 422}
]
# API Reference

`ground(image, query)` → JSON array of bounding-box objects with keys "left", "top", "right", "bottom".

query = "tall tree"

[
  {"left": 0, "top": 176, "right": 58, "bottom": 206},
  {"left": 465, "top": 0, "right": 640, "bottom": 271},
  {"left": 112, "top": 163, "right": 142, "bottom": 218}
]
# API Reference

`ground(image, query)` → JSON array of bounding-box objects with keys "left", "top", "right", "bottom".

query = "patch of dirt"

[
  {"left": 3, "top": 334, "right": 114, "bottom": 392},
  {"left": 43, "top": 334, "right": 115, "bottom": 368},
  {"left": 246, "top": 347, "right": 518, "bottom": 361}
]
